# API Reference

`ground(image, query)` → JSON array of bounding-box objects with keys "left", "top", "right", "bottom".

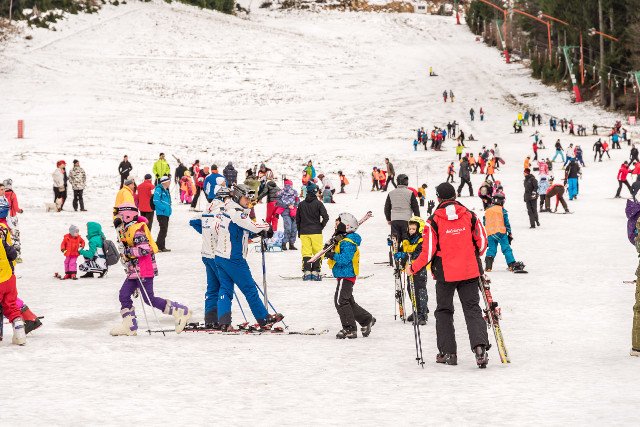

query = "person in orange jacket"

[
  {"left": 446, "top": 162, "right": 455, "bottom": 183},
  {"left": 371, "top": 167, "right": 380, "bottom": 191},
  {"left": 59, "top": 225, "right": 86, "bottom": 280},
  {"left": 338, "top": 171, "right": 349, "bottom": 194}
]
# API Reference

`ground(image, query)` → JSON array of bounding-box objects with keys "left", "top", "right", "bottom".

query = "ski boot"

[
  {"left": 417, "top": 314, "right": 427, "bottom": 326},
  {"left": 475, "top": 345, "right": 488, "bottom": 369},
  {"left": 110, "top": 308, "right": 138, "bottom": 336},
  {"left": 303, "top": 270, "right": 312, "bottom": 281},
  {"left": 12, "top": 318, "right": 26, "bottom": 345},
  {"left": 164, "top": 300, "right": 192, "bottom": 334},
  {"left": 219, "top": 324, "right": 237, "bottom": 332},
  {"left": 289, "top": 243, "right": 297, "bottom": 250},
  {"left": 261, "top": 313, "right": 285, "bottom": 330},
  {"left": 631, "top": 348, "right": 640, "bottom": 357},
  {"left": 361, "top": 317, "right": 376, "bottom": 337},
  {"left": 70, "top": 273, "right": 78, "bottom": 280},
  {"left": 508, "top": 261, "right": 526, "bottom": 273},
  {"left": 336, "top": 328, "right": 357, "bottom": 339},
  {"left": 436, "top": 353, "right": 457, "bottom": 365},
  {"left": 20, "top": 305, "right": 42, "bottom": 334},
  {"left": 312, "top": 272, "right": 322, "bottom": 281},
  {"left": 485, "top": 256, "right": 494, "bottom": 272},
  {"left": 63, "top": 273, "right": 71, "bottom": 280}
]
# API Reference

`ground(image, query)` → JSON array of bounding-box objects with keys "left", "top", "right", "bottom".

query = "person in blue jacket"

[
  {"left": 189, "top": 187, "right": 230, "bottom": 328},
  {"left": 214, "top": 184, "right": 284, "bottom": 331},
  {"left": 153, "top": 176, "right": 172, "bottom": 252},
  {"left": 325, "top": 213, "right": 375, "bottom": 339},
  {"left": 203, "top": 164, "right": 224, "bottom": 202}
]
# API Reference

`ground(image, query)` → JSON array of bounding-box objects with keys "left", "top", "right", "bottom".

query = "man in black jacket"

[
  {"left": 118, "top": 155, "right": 132, "bottom": 189},
  {"left": 174, "top": 161, "right": 187, "bottom": 184},
  {"left": 523, "top": 168, "right": 539, "bottom": 228},
  {"left": 457, "top": 157, "right": 473, "bottom": 197},
  {"left": 296, "top": 183, "right": 329, "bottom": 281}
]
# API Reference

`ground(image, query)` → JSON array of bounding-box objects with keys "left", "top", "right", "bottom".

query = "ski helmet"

[
  {"left": 215, "top": 186, "right": 232, "bottom": 200},
  {"left": 232, "top": 184, "right": 256, "bottom": 203},
  {"left": 337, "top": 212, "right": 359, "bottom": 233},
  {"left": 492, "top": 193, "right": 505, "bottom": 206},
  {"left": 116, "top": 202, "right": 138, "bottom": 224},
  {"left": 397, "top": 174, "right": 409, "bottom": 186},
  {"left": 408, "top": 215, "right": 425, "bottom": 234}
]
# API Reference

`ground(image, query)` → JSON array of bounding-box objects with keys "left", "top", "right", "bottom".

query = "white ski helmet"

[{"left": 338, "top": 212, "right": 359, "bottom": 233}]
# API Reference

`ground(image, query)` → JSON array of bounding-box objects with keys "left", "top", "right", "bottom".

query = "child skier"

[
  {"left": 0, "top": 223, "right": 26, "bottom": 345},
  {"left": 483, "top": 193, "right": 524, "bottom": 272},
  {"left": 394, "top": 216, "right": 429, "bottom": 325},
  {"left": 417, "top": 183, "right": 427, "bottom": 207},
  {"left": 179, "top": 170, "right": 195, "bottom": 204},
  {"left": 111, "top": 203, "right": 192, "bottom": 336},
  {"left": 59, "top": 225, "right": 85, "bottom": 280},
  {"left": 78, "top": 222, "right": 108, "bottom": 278},
  {"left": 446, "top": 162, "right": 455, "bottom": 183},
  {"left": 325, "top": 213, "right": 375, "bottom": 339},
  {"left": 2, "top": 179, "right": 23, "bottom": 263}
]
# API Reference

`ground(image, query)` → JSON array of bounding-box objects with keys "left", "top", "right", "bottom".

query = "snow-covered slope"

[{"left": 0, "top": 2, "right": 638, "bottom": 424}]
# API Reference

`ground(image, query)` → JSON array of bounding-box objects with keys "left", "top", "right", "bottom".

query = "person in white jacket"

[{"left": 52, "top": 160, "right": 68, "bottom": 211}]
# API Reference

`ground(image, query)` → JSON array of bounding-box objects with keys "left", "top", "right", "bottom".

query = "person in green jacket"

[
  {"left": 152, "top": 153, "right": 171, "bottom": 185},
  {"left": 78, "top": 222, "right": 108, "bottom": 278}
]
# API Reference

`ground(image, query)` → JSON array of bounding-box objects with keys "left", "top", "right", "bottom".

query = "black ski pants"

[
  {"left": 457, "top": 178, "right": 473, "bottom": 196},
  {"left": 435, "top": 278, "right": 488, "bottom": 354},
  {"left": 525, "top": 199, "right": 538, "bottom": 227},
  {"left": 53, "top": 187, "right": 67, "bottom": 210},
  {"left": 407, "top": 272, "right": 429, "bottom": 316},
  {"left": 72, "top": 190, "right": 85, "bottom": 211},
  {"left": 191, "top": 187, "right": 202, "bottom": 208},
  {"left": 383, "top": 176, "right": 397, "bottom": 191},
  {"left": 390, "top": 220, "right": 408, "bottom": 243},
  {"left": 616, "top": 180, "right": 632, "bottom": 198},
  {"left": 141, "top": 211, "right": 154, "bottom": 231},
  {"left": 334, "top": 278, "right": 372, "bottom": 331},
  {"left": 156, "top": 215, "right": 170, "bottom": 250}
]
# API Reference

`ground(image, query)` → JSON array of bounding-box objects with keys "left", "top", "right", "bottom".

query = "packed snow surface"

[{"left": 0, "top": 2, "right": 638, "bottom": 424}]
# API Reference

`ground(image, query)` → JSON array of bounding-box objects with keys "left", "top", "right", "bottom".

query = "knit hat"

[
  {"left": 2, "top": 179, "right": 12, "bottom": 190},
  {"left": 306, "top": 183, "right": 319, "bottom": 195},
  {"left": 124, "top": 178, "right": 135, "bottom": 186},
  {"left": 435, "top": 182, "right": 456, "bottom": 200},
  {"left": 144, "top": 173, "right": 152, "bottom": 180},
  {"left": 284, "top": 179, "right": 293, "bottom": 186},
  {"left": 159, "top": 176, "right": 170, "bottom": 184},
  {"left": 57, "top": 160, "right": 66, "bottom": 167},
  {"left": 69, "top": 225, "right": 79, "bottom": 235}
]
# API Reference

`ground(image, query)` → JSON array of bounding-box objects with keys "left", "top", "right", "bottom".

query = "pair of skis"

[
  {"left": 479, "top": 275, "right": 510, "bottom": 364},
  {"left": 391, "top": 236, "right": 407, "bottom": 323},
  {"left": 150, "top": 323, "right": 328, "bottom": 336},
  {"left": 306, "top": 211, "right": 373, "bottom": 265}
]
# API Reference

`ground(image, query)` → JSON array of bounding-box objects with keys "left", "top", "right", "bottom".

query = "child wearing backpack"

[
  {"left": 59, "top": 225, "right": 85, "bottom": 280},
  {"left": 394, "top": 216, "right": 429, "bottom": 325},
  {"left": 78, "top": 222, "right": 108, "bottom": 278},
  {"left": 325, "top": 213, "right": 375, "bottom": 339}
]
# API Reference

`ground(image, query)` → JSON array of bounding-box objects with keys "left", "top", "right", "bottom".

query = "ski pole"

[
  {"left": 135, "top": 286, "right": 153, "bottom": 335},
  {"left": 134, "top": 270, "right": 165, "bottom": 336},
  {"left": 406, "top": 268, "right": 425, "bottom": 368},
  {"left": 234, "top": 290, "right": 248, "bottom": 323},
  {"left": 261, "top": 237, "right": 268, "bottom": 312},
  {"left": 254, "top": 284, "right": 288, "bottom": 329}
]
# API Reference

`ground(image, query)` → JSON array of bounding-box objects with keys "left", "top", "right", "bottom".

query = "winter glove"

[
  {"left": 508, "top": 233, "right": 513, "bottom": 244},
  {"left": 61, "top": 249, "right": 67, "bottom": 255},
  {"left": 394, "top": 252, "right": 407, "bottom": 261},
  {"left": 386, "top": 237, "right": 392, "bottom": 247},
  {"left": 18, "top": 209, "right": 23, "bottom": 214},
  {"left": 325, "top": 251, "right": 335, "bottom": 260},
  {"left": 427, "top": 200, "right": 435, "bottom": 215},
  {"left": 260, "top": 227, "right": 274, "bottom": 239}
]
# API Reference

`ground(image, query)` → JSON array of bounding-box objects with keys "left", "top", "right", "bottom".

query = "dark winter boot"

[
  {"left": 80, "top": 272, "right": 94, "bottom": 278},
  {"left": 281, "top": 243, "right": 288, "bottom": 251},
  {"left": 436, "top": 353, "right": 457, "bottom": 365},
  {"left": 336, "top": 328, "right": 357, "bottom": 339},
  {"left": 475, "top": 345, "right": 489, "bottom": 368},
  {"left": 289, "top": 243, "right": 297, "bottom": 250},
  {"left": 485, "top": 256, "right": 494, "bottom": 272},
  {"left": 360, "top": 317, "right": 376, "bottom": 337}
]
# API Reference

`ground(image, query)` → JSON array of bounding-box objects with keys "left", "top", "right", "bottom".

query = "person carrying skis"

[
  {"left": 0, "top": 223, "right": 26, "bottom": 345},
  {"left": 543, "top": 177, "right": 570, "bottom": 213},
  {"left": 59, "top": 225, "right": 85, "bottom": 280},
  {"left": 214, "top": 185, "right": 283, "bottom": 331},
  {"left": 111, "top": 203, "right": 192, "bottom": 336},
  {"left": 189, "top": 187, "right": 230, "bottom": 328},
  {"left": 616, "top": 161, "right": 632, "bottom": 198},
  {"left": 394, "top": 216, "right": 429, "bottom": 325},
  {"left": 407, "top": 182, "right": 490, "bottom": 367},
  {"left": 384, "top": 174, "right": 420, "bottom": 243},
  {"left": 297, "top": 183, "right": 329, "bottom": 281},
  {"left": 483, "top": 193, "right": 524, "bottom": 273},
  {"left": 325, "top": 213, "right": 375, "bottom": 339},
  {"left": 457, "top": 157, "right": 473, "bottom": 197},
  {"left": 523, "top": 169, "right": 539, "bottom": 228}
]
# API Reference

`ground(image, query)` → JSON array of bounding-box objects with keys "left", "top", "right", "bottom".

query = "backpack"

[
  {"left": 102, "top": 239, "right": 120, "bottom": 266},
  {"left": 327, "top": 237, "right": 360, "bottom": 276}
]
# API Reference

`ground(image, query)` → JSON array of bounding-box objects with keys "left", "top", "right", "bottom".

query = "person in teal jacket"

[
  {"left": 78, "top": 222, "right": 107, "bottom": 278},
  {"left": 304, "top": 161, "right": 316, "bottom": 180},
  {"left": 153, "top": 176, "right": 172, "bottom": 252},
  {"left": 325, "top": 213, "right": 375, "bottom": 339}
]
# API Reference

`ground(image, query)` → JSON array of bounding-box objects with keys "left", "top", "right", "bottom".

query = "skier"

[
  {"left": 446, "top": 162, "right": 455, "bottom": 183},
  {"left": 631, "top": 144, "right": 640, "bottom": 164},
  {"left": 59, "top": 225, "right": 85, "bottom": 280},
  {"left": 152, "top": 153, "right": 171, "bottom": 185},
  {"left": 457, "top": 157, "right": 473, "bottom": 197},
  {"left": 455, "top": 142, "right": 464, "bottom": 160},
  {"left": 203, "top": 165, "right": 223, "bottom": 203},
  {"left": 442, "top": 90, "right": 448, "bottom": 102},
  {"left": 407, "top": 182, "right": 489, "bottom": 368},
  {"left": 394, "top": 216, "right": 429, "bottom": 324},
  {"left": 0, "top": 224, "right": 26, "bottom": 345},
  {"left": 483, "top": 193, "right": 524, "bottom": 272},
  {"left": 137, "top": 174, "right": 155, "bottom": 230},
  {"left": 523, "top": 169, "right": 539, "bottom": 228},
  {"left": 325, "top": 213, "right": 375, "bottom": 339},
  {"left": 111, "top": 203, "right": 192, "bottom": 336},
  {"left": 118, "top": 155, "right": 132, "bottom": 189},
  {"left": 563, "top": 143, "right": 575, "bottom": 167},
  {"left": 78, "top": 222, "right": 108, "bottom": 278},
  {"left": 384, "top": 174, "right": 420, "bottom": 243},
  {"left": 338, "top": 171, "right": 349, "bottom": 193},
  {"left": 543, "top": 177, "right": 570, "bottom": 213},
  {"left": 189, "top": 187, "right": 230, "bottom": 328},
  {"left": 276, "top": 179, "right": 299, "bottom": 251},
  {"left": 552, "top": 140, "right": 565, "bottom": 163},
  {"left": 297, "top": 183, "right": 329, "bottom": 281},
  {"left": 469, "top": 108, "right": 475, "bottom": 121},
  {"left": 214, "top": 185, "right": 283, "bottom": 331},
  {"left": 616, "top": 162, "right": 632, "bottom": 198},
  {"left": 480, "top": 107, "right": 484, "bottom": 121},
  {"left": 69, "top": 160, "right": 87, "bottom": 212},
  {"left": 478, "top": 179, "right": 494, "bottom": 210},
  {"left": 537, "top": 176, "right": 550, "bottom": 212},
  {"left": 2, "top": 179, "right": 23, "bottom": 263},
  {"left": 565, "top": 159, "right": 581, "bottom": 200}
]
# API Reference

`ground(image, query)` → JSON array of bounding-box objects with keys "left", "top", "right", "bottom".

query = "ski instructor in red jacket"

[{"left": 408, "top": 182, "right": 490, "bottom": 367}]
